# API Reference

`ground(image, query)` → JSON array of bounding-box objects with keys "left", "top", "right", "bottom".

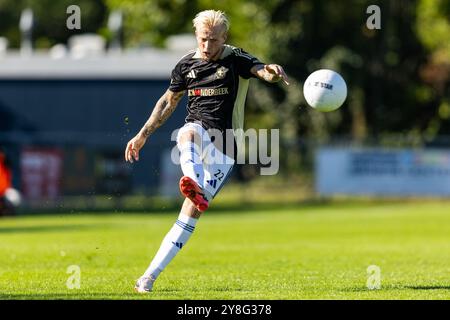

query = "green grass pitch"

[{"left": 1, "top": 200, "right": 450, "bottom": 299}]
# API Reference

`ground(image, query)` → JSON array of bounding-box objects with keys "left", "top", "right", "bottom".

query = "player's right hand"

[
  {"left": 125, "top": 134, "right": 146, "bottom": 163},
  {"left": 265, "top": 64, "right": 290, "bottom": 86}
]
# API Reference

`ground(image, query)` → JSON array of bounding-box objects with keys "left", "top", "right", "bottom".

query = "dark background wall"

[{"left": 0, "top": 79, "right": 188, "bottom": 195}]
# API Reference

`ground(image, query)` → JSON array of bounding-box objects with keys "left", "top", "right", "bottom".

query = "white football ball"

[{"left": 303, "top": 69, "right": 347, "bottom": 112}]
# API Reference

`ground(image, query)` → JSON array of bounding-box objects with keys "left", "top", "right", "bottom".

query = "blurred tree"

[
  {"left": 250, "top": 1, "right": 447, "bottom": 135},
  {"left": 0, "top": 0, "right": 23, "bottom": 47},
  {"left": 0, "top": 0, "right": 106, "bottom": 48},
  {"left": 104, "top": 0, "right": 274, "bottom": 55},
  {"left": 104, "top": 0, "right": 193, "bottom": 47},
  {"left": 416, "top": 0, "right": 450, "bottom": 139},
  {"left": 416, "top": 0, "right": 450, "bottom": 65}
]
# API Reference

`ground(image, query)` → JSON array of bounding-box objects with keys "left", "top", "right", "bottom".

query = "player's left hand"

[{"left": 265, "top": 64, "right": 290, "bottom": 86}]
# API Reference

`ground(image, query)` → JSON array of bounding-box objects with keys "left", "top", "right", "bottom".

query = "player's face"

[{"left": 195, "top": 25, "right": 227, "bottom": 61}]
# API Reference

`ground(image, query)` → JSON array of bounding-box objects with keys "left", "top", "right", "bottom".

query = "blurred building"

[{"left": 0, "top": 38, "right": 193, "bottom": 204}]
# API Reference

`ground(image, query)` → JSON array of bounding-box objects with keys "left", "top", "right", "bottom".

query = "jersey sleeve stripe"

[
  {"left": 236, "top": 52, "right": 255, "bottom": 60},
  {"left": 233, "top": 49, "right": 259, "bottom": 61}
]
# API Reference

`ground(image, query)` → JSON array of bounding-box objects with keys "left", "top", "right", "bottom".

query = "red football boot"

[{"left": 179, "top": 176, "right": 209, "bottom": 212}]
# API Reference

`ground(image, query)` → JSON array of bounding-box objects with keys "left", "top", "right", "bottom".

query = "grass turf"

[{"left": 1, "top": 200, "right": 450, "bottom": 300}]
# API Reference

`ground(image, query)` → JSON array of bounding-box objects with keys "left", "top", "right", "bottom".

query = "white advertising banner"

[{"left": 316, "top": 148, "right": 450, "bottom": 196}]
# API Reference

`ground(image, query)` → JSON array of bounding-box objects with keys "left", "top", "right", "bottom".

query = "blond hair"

[{"left": 193, "top": 10, "right": 229, "bottom": 33}]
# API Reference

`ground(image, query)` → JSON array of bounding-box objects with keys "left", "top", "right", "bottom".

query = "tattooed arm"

[
  {"left": 251, "top": 64, "right": 290, "bottom": 85},
  {"left": 125, "top": 89, "right": 185, "bottom": 162}
]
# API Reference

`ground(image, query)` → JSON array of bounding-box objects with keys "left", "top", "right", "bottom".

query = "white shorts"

[{"left": 176, "top": 122, "right": 235, "bottom": 201}]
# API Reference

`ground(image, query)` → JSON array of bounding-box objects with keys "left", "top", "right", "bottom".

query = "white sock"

[
  {"left": 143, "top": 213, "right": 198, "bottom": 280},
  {"left": 179, "top": 142, "right": 204, "bottom": 188}
]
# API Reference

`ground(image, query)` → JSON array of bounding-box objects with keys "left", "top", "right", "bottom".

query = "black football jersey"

[{"left": 169, "top": 45, "right": 264, "bottom": 134}]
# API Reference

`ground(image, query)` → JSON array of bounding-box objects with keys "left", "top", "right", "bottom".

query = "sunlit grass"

[{"left": 1, "top": 201, "right": 450, "bottom": 299}]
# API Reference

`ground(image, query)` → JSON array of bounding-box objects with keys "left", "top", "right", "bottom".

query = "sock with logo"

[
  {"left": 143, "top": 213, "right": 198, "bottom": 280},
  {"left": 179, "top": 141, "right": 204, "bottom": 188}
]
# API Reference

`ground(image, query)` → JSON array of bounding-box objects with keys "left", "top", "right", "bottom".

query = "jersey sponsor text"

[{"left": 188, "top": 87, "right": 229, "bottom": 97}]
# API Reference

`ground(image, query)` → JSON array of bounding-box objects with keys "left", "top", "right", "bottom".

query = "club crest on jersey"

[{"left": 215, "top": 67, "right": 228, "bottom": 79}]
